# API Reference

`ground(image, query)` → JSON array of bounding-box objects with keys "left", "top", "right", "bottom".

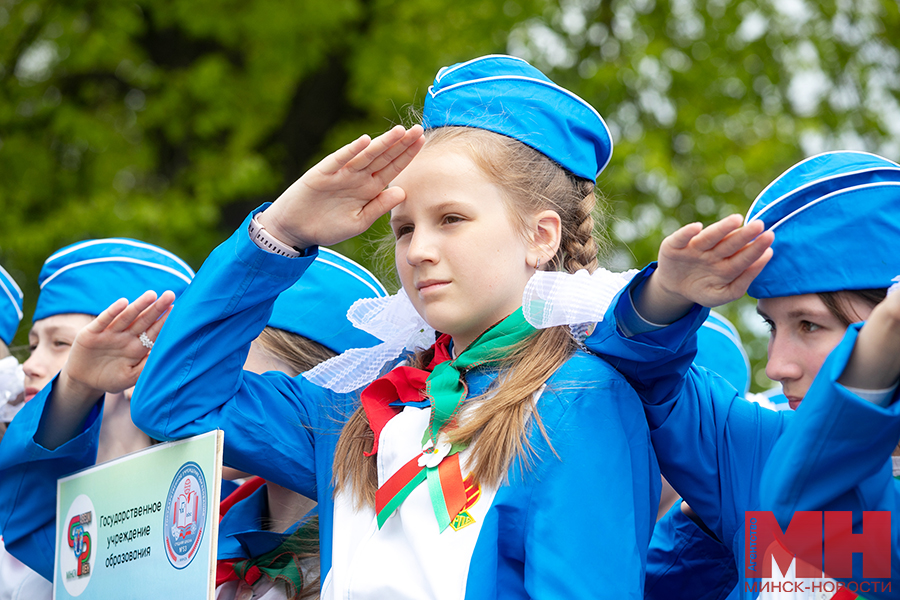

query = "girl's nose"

[
  {"left": 765, "top": 335, "right": 803, "bottom": 384},
  {"left": 405, "top": 229, "right": 438, "bottom": 265}
]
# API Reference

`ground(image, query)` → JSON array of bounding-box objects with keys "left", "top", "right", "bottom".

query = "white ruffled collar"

[{"left": 302, "top": 268, "right": 637, "bottom": 393}]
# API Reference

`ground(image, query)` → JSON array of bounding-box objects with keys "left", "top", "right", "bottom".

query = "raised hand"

[
  {"left": 635, "top": 214, "right": 774, "bottom": 324},
  {"left": 60, "top": 290, "right": 176, "bottom": 400},
  {"left": 259, "top": 124, "right": 426, "bottom": 249},
  {"left": 838, "top": 287, "right": 900, "bottom": 391}
]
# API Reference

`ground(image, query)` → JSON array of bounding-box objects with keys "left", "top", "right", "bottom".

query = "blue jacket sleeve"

[
  {"left": 585, "top": 265, "right": 790, "bottom": 550},
  {"left": 645, "top": 502, "right": 738, "bottom": 600},
  {"left": 759, "top": 324, "right": 900, "bottom": 596},
  {"left": 523, "top": 353, "right": 660, "bottom": 599},
  {"left": 0, "top": 380, "right": 103, "bottom": 581},
  {"left": 131, "top": 208, "right": 345, "bottom": 499}
]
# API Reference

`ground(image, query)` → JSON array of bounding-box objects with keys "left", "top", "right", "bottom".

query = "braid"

[{"left": 561, "top": 180, "right": 600, "bottom": 274}]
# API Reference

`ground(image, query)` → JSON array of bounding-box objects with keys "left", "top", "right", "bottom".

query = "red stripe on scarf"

[
  {"left": 215, "top": 477, "right": 266, "bottom": 587},
  {"left": 438, "top": 453, "right": 468, "bottom": 521},
  {"left": 360, "top": 334, "right": 453, "bottom": 456}
]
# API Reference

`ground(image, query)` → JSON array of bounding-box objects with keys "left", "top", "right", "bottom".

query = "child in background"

[
  {"left": 0, "top": 263, "right": 44, "bottom": 600},
  {"left": 758, "top": 261, "right": 900, "bottom": 589},
  {"left": 0, "top": 246, "right": 387, "bottom": 600},
  {"left": 524, "top": 150, "right": 899, "bottom": 598},
  {"left": 130, "top": 55, "right": 659, "bottom": 598},
  {"left": 0, "top": 239, "right": 193, "bottom": 600},
  {"left": 0, "top": 262, "right": 24, "bottom": 440}
]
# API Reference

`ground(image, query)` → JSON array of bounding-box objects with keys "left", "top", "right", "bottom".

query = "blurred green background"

[{"left": 2, "top": 0, "right": 899, "bottom": 391}]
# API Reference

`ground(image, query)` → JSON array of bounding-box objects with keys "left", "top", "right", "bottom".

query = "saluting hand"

[
  {"left": 258, "top": 124, "right": 426, "bottom": 249},
  {"left": 59, "top": 290, "right": 176, "bottom": 401},
  {"left": 636, "top": 214, "right": 775, "bottom": 324}
]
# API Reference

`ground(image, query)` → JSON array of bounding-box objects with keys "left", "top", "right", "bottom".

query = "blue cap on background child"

[
  {"left": 33, "top": 239, "right": 195, "bottom": 321},
  {"left": 268, "top": 248, "right": 387, "bottom": 353},
  {"left": 746, "top": 151, "right": 900, "bottom": 298},
  {"left": 0, "top": 264, "right": 23, "bottom": 345},
  {"left": 423, "top": 54, "right": 613, "bottom": 181},
  {"left": 694, "top": 311, "right": 751, "bottom": 396}
]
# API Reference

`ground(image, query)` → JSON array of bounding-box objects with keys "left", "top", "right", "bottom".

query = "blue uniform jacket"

[
  {"left": 759, "top": 323, "right": 900, "bottom": 598},
  {"left": 0, "top": 380, "right": 102, "bottom": 581},
  {"left": 0, "top": 383, "right": 304, "bottom": 583},
  {"left": 129, "top": 210, "right": 661, "bottom": 599},
  {"left": 587, "top": 265, "right": 793, "bottom": 598},
  {"left": 646, "top": 502, "right": 737, "bottom": 600}
]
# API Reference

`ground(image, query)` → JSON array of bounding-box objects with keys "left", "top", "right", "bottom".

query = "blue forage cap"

[
  {"left": 746, "top": 151, "right": 900, "bottom": 298},
  {"left": 423, "top": 54, "right": 613, "bottom": 181},
  {"left": 34, "top": 239, "right": 195, "bottom": 322},
  {"left": 695, "top": 311, "right": 750, "bottom": 396},
  {"left": 267, "top": 248, "right": 387, "bottom": 353},
  {"left": 0, "top": 264, "right": 23, "bottom": 345}
]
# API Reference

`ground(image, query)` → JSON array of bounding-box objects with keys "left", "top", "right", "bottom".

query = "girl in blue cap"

[
  {"left": 129, "top": 54, "right": 659, "bottom": 599},
  {"left": 0, "top": 246, "right": 386, "bottom": 600},
  {"left": 0, "top": 239, "right": 194, "bottom": 600},
  {"left": 0, "top": 262, "right": 24, "bottom": 442},
  {"left": 525, "top": 150, "right": 900, "bottom": 597}
]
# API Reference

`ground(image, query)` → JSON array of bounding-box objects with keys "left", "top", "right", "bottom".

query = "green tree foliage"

[
  {"left": 2, "top": 0, "right": 899, "bottom": 389},
  {"left": 510, "top": 0, "right": 900, "bottom": 389}
]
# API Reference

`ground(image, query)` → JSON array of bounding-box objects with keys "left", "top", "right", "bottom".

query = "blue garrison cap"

[
  {"left": 746, "top": 151, "right": 900, "bottom": 298},
  {"left": 695, "top": 311, "right": 750, "bottom": 396},
  {"left": 423, "top": 54, "right": 613, "bottom": 181},
  {"left": 34, "top": 239, "right": 195, "bottom": 322},
  {"left": 268, "top": 248, "right": 387, "bottom": 353},
  {"left": 0, "top": 264, "right": 23, "bottom": 345}
]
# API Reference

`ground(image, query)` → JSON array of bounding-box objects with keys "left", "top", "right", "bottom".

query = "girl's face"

[
  {"left": 390, "top": 146, "right": 537, "bottom": 352},
  {"left": 758, "top": 294, "right": 873, "bottom": 409},
  {"left": 23, "top": 313, "right": 94, "bottom": 402}
]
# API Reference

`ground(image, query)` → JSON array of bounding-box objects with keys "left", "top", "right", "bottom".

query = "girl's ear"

[{"left": 526, "top": 210, "right": 562, "bottom": 269}]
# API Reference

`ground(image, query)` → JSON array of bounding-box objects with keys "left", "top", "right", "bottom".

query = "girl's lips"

[
  {"left": 417, "top": 281, "right": 450, "bottom": 295},
  {"left": 787, "top": 396, "right": 802, "bottom": 410},
  {"left": 24, "top": 387, "right": 40, "bottom": 403}
]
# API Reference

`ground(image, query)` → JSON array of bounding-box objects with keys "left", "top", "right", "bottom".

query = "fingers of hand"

[
  {"left": 728, "top": 247, "right": 774, "bottom": 294},
  {"left": 344, "top": 125, "right": 409, "bottom": 172},
  {"left": 87, "top": 298, "right": 129, "bottom": 333},
  {"left": 690, "top": 214, "right": 744, "bottom": 252},
  {"left": 664, "top": 222, "right": 703, "bottom": 251},
  {"left": 130, "top": 290, "right": 176, "bottom": 338},
  {"left": 372, "top": 132, "right": 426, "bottom": 183},
  {"left": 320, "top": 134, "right": 373, "bottom": 175},
  {"left": 359, "top": 187, "right": 408, "bottom": 226},
  {"left": 108, "top": 291, "right": 159, "bottom": 333},
  {"left": 712, "top": 219, "right": 767, "bottom": 259},
  {"left": 366, "top": 125, "right": 425, "bottom": 175},
  {"left": 145, "top": 302, "right": 174, "bottom": 339}
]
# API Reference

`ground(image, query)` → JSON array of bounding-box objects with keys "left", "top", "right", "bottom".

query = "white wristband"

[{"left": 248, "top": 213, "right": 302, "bottom": 258}]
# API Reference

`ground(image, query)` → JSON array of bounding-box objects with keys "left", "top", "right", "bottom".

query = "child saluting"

[{"left": 129, "top": 55, "right": 659, "bottom": 598}]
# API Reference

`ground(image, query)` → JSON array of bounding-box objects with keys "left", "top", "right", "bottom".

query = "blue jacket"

[
  {"left": 759, "top": 323, "right": 900, "bottom": 598},
  {"left": 129, "top": 211, "right": 660, "bottom": 599},
  {"left": 0, "top": 383, "right": 306, "bottom": 584},
  {"left": 0, "top": 380, "right": 102, "bottom": 581},
  {"left": 646, "top": 502, "right": 737, "bottom": 600},
  {"left": 587, "top": 266, "right": 793, "bottom": 598}
]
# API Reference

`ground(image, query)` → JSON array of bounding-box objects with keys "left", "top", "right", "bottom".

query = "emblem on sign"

[{"left": 163, "top": 461, "right": 207, "bottom": 569}]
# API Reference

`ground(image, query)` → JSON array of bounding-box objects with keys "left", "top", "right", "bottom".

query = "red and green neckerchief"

[
  {"left": 215, "top": 478, "right": 317, "bottom": 595},
  {"left": 361, "top": 308, "right": 535, "bottom": 532}
]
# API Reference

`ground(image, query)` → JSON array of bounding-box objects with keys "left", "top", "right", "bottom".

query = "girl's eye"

[
  {"left": 28, "top": 344, "right": 38, "bottom": 352},
  {"left": 761, "top": 318, "right": 774, "bottom": 333},
  {"left": 53, "top": 339, "right": 71, "bottom": 348},
  {"left": 800, "top": 321, "right": 821, "bottom": 333},
  {"left": 395, "top": 225, "right": 414, "bottom": 238},
  {"left": 442, "top": 215, "right": 464, "bottom": 225}
]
